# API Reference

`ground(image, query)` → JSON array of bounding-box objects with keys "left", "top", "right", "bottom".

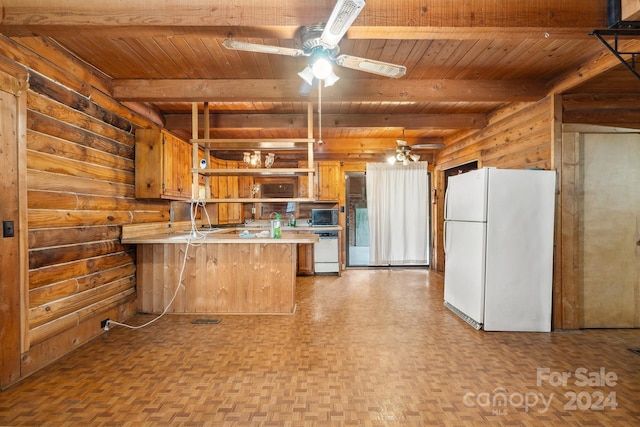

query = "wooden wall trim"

[
  {"left": 550, "top": 95, "right": 563, "bottom": 330},
  {"left": 0, "top": 56, "right": 28, "bottom": 388},
  {"left": 559, "top": 131, "right": 582, "bottom": 329}
]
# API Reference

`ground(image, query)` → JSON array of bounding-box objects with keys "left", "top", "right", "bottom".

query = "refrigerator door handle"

[
  {"left": 444, "top": 220, "right": 449, "bottom": 255},
  {"left": 444, "top": 186, "right": 450, "bottom": 220}
]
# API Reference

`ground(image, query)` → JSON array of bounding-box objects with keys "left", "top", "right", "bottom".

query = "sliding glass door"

[{"left": 345, "top": 172, "right": 369, "bottom": 267}]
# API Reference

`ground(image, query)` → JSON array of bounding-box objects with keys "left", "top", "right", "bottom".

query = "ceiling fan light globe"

[
  {"left": 387, "top": 156, "right": 397, "bottom": 164},
  {"left": 403, "top": 158, "right": 410, "bottom": 166},
  {"left": 396, "top": 152, "right": 406, "bottom": 162},
  {"left": 298, "top": 66, "right": 315, "bottom": 86},
  {"left": 312, "top": 57, "right": 333, "bottom": 79},
  {"left": 410, "top": 153, "right": 420, "bottom": 162},
  {"left": 323, "top": 69, "right": 340, "bottom": 87}
]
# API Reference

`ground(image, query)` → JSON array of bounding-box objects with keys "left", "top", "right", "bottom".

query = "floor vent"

[
  {"left": 192, "top": 318, "right": 221, "bottom": 324},
  {"left": 628, "top": 348, "right": 640, "bottom": 356}
]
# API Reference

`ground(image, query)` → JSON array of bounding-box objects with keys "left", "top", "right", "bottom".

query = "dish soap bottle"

[{"left": 274, "top": 213, "right": 282, "bottom": 239}]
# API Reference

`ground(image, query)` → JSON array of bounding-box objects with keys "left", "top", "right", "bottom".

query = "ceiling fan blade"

[
  {"left": 335, "top": 54, "right": 406, "bottom": 78},
  {"left": 222, "top": 39, "right": 305, "bottom": 57},
  {"left": 320, "top": 0, "right": 365, "bottom": 48},
  {"left": 411, "top": 143, "right": 446, "bottom": 150}
]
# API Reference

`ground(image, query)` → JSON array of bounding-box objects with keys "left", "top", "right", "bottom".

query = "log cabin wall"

[
  {"left": 0, "top": 35, "right": 170, "bottom": 386},
  {"left": 431, "top": 96, "right": 555, "bottom": 273}
]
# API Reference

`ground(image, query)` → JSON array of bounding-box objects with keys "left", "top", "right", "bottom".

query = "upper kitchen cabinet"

[
  {"left": 299, "top": 161, "right": 341, "bottom": 201},
  {"left": 317, "top": 161, "right": 341, "bottom": 201},
  {"left": 135, "top": 129, "right": 192, "bottom": 200},
  {"left": 212, "top": 158, "right": 244, "bottom": 224}
]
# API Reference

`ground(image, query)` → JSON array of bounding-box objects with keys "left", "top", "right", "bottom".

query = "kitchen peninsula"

[{"left": 121, "top": 222, "right": 320, "bottom": 315}]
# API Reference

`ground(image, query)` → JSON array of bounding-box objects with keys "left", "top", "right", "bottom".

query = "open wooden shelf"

[
  {"left": 191, "top": 102, "right": 316, "bottom": 203},
  {"left": 189, "top": 138, "right": 314, "bottom": 151},
  {"left": 192, "top": 167, "right": 315, "bottom": 176},
  {"left": 203, "top": 197, "right": 316, "bottom": 203}
]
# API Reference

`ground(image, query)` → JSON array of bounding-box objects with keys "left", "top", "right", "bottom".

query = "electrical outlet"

[
  {"left": 3, "top": 220, "right": 14, "bottom": 238},
  {"left": 100, "top": 318, "right": 110, "bottom": 331}
]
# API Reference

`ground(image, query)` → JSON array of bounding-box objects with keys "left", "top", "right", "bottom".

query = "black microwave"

[{"left": 311, "top": 209, "right": 338, "bottom": 226}]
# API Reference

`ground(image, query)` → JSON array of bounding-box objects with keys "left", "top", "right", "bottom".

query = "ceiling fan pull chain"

[{"left": 318, "top": 83, "right": 323, "bottom": 145}]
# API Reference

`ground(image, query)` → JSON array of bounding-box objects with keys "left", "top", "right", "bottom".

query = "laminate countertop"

[{"left": 121, "top": 221, "right": 341, "bottom": 244}]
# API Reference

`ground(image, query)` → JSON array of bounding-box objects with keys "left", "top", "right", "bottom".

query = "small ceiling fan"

[
  {"left": 222, "top": 0, "right": 406, "bottom": 95},
  {"left": 388, "top": 132, "right": 421, "bottom": 165}
]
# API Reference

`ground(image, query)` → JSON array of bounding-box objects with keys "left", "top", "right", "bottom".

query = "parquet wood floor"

[{"left": 1, "top": 269, "right": 639, "bottom": 426}]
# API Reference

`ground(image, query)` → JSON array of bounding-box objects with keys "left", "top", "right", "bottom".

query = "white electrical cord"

[
  {"left": 105, "top": 234, "right": 190, "bottom": 330},
  {"left": 189, "top": 197, "right": 214, "bottom": 242},
  {"left": 106, "top": 198, "right": 213, "bottom": 330}
]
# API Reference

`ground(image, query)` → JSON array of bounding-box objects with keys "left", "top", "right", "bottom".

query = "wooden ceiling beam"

[
  {"left": 1, "top": 25, "right": 600, "bottom": 41},
  {"left": 165, "top": 113, "right": 487, "bottom": 130},
  {"left": 113, "top": 79, "right": 546, "bottom": 103},
  {"left": 563, "top": 110, "right": 640, "bottom": 128},
  {"left": 563, "top": 93, "right": 640, "bottom": 110},
  {"left": 548, "top": 39, "right": 640, "bottom": 94},
  {"left": 0, "top": 1, "right": 605, "bottom": 30},
  {"left": 212, "top": 137, "right": 445, "bottom": 155},
  {"left": 312, "top": 139, "right": 445, "bottom": 154},
  {"left": 622, "top": 0, "right": 640, "bottom": 21}
]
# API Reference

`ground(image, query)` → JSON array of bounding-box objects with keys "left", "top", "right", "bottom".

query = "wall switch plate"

[{"left": 3, "top": 220, "right": 14, "bottom": 238}]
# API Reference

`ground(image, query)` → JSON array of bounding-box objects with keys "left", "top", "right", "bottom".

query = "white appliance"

[
  {"left": 314, "top": 231, "right": 339, "bottom": 273},
  {"left": 443, "top": 167, "right": 556, "bottom": 332}
]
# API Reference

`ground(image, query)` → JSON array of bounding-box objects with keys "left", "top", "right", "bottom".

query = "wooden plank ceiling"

[{"left": 2, "top": 0, "right": 640, "bottom": 161}]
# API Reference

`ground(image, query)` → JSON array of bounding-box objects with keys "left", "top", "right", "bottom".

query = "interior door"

[{"left": 580, "top": 133, "right": 640, "bottom": 327}]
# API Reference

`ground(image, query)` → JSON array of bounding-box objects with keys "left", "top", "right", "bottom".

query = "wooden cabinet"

[
  {"left": 298, "top": 160, "right": 341, "bottom": 201},
  {"left": 215, "top": 159, "right": 243, "bottom": 224},
  {"left": 135, "top": 129, "right": 192, "bottom": 199},
  {"left": 297, "top": 243, "right": 314, "bottom": 275},
  {"left": 317, "top": 161, "right": 341, "bottom": 201}
]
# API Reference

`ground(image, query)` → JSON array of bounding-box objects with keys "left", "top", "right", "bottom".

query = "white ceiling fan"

[
  {"left": 222, "top": 0, "right": 407, "bottom": 95},
  {"left": 387, "top": 131, "right": 446, "bottom": 165},
  {"left": 388, "top": 132, "right": 421, "bottom": 165}
]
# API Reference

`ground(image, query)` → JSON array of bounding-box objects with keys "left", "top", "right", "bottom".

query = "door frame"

[
  {"left": 345, "top": 171, "right": 369, "bottom": 267},
  {"left": 0, "top": 56, "right": 29, "bottom": 389},
  {"left": 558, "top": 124, "right": 640, "bottom": 329}
]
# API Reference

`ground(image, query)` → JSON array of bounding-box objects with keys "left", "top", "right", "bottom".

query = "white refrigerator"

[{"left": 443, "top": 167, "right": 556, "bottom": 332}]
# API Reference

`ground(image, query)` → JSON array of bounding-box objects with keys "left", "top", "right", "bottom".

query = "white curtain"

[{"left": 366, "top": 162, "right": 430, "bottom": 265}]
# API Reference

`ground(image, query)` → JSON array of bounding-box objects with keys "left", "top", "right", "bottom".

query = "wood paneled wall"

[
  {"left": 437, "top": 97, "right": 553, "bottom": 171},
  {"left": 0, "top": 35, "right": 170, "bottom": 384},
  {"left": 432, "top": 97, "right": 554, "bottom": 271}
]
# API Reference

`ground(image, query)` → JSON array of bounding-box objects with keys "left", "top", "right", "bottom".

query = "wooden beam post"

[
  {"left": 192, "top": 102, "right": 199, "bottom": 199},
  {"left": 203, "top": 102, "right": 211, "bottom": 199},
  {"left": 307, "top": 102, "right": 314, "bottom": 200}
]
